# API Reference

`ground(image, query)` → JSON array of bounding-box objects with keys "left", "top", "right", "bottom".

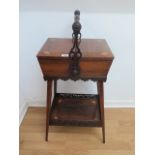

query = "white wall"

[
  {"left": 20, "top": 0, "right": 134, "bottom": 13},
  {"left": 19, "top": 11, "right": 134, "bottom": 109}
]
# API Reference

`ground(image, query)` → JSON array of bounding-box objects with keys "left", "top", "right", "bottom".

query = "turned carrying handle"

[
  {"left": 69, "top": 10, "right": 82, "bottom": 77},
  {"left": 72, "top": 10, "right": 81, "bottom": 35}
]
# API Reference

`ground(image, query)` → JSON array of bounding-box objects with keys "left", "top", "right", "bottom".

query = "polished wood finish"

[
  {"left": 37, "top": 38, "right": 114, "bottom": 142},
  {"left": 54, "top": 80, "right": 57, "bottom": 95},
  {"left": 45, "top": 80, "right": 52, "bottom": 141},
  {"left": 20, "top": 108, "right": 135, "bottom": 155},
  {"left": 69, "top": 10, "right": 82, "bottom": 76},
  {"left": 97, "top": 81, "right": 105, "bottom": 143},
  {"left": 37, "top": 38, "right": 114, "bottom": 81},
  {"left": 50, "top": 93, "right": 101, "bottom": 127},
  {"left": 37, "top": 39, "right": 114, "bottom": 59}
]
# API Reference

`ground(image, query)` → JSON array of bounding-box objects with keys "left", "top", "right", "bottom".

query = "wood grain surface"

[
  {"left": 37, "top": 38, "right": 114, "bottom": 81},
  {"left": 20, "top": 107, "right": 135, "bottom": 155},
  {"left": 37, "top": 38, "right": 114, "bottom": 60}
]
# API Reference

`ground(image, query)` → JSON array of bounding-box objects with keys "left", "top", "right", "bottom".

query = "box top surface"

[{"left": 37, "top": 38, "right": 114, "bottom": 60}]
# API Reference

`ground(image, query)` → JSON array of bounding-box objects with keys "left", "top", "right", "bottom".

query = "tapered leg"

[
  {"left": 45, "top": 80, "right": 52, "bottom": 141},
  {"left": 54, "top": 80, "right": 57, "bottom": 95},
  {"left": 97, "top": 80, "right": 105, "bottom": 143}
]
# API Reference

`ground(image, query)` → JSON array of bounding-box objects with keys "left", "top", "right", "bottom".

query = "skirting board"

[{"left": 19, "top": 102, "right": 28, "bottom": 125}]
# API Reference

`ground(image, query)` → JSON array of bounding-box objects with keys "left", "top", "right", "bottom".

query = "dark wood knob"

[{"left": 74, "top": 10, "right": 80, "bottom": 16}]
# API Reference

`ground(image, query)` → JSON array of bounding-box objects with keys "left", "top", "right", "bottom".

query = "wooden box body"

[{"left": 37, "top": 38, "right": 114, "bottom": 81}]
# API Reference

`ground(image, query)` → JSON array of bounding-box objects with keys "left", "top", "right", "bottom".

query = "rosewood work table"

[{"left": 37, "top": 10, "right": 114, "bottom": 143}]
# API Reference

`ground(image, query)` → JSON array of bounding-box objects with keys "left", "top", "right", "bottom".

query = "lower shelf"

[{"left": 49, "top": 93, "right": 102, "bottom": 127}]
